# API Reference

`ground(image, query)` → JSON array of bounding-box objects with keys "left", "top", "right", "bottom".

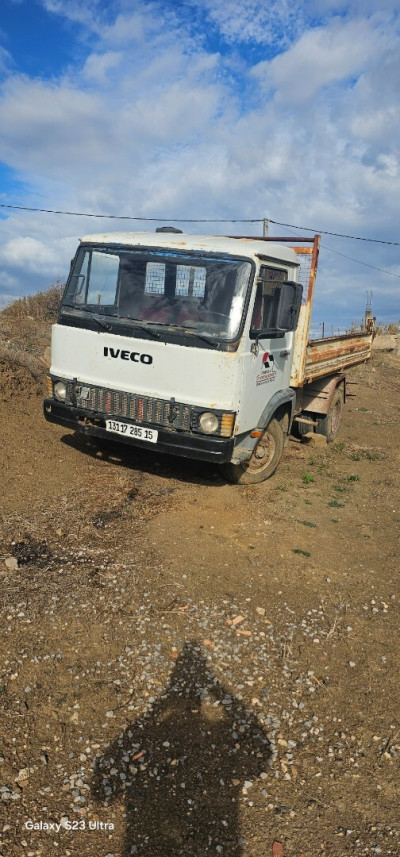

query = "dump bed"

[{"left": 299, "top": 330, "right": 373, "bottom": 384}]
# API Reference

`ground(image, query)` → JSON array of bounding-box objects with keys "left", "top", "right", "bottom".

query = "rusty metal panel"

[
  {"left": 290, "top": 235, "right": 320, "bottom": 386},
  {"left": 301, "top": 374, "right": 345, "bottom": 414},
  {"left": 302, "top": 332, "right": 373, "bottom": 383}
]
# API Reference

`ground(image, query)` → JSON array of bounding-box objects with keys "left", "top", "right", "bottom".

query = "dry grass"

[
  {"left": 374, "top": 321, "right": 399, "bottom": 334},
  {"left": 1, "top": 281, "right": 64, "bottom": 322},
  {"left": 0, "top": 283, "right": 64, "bottom": 389},
  {"left": 346, "top": 319, "right": 399, "bottom": 335}
]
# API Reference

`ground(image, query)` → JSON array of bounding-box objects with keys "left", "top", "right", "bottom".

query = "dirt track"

[{"left": 0, "top": 329, "right": 399, "bottom": 857}]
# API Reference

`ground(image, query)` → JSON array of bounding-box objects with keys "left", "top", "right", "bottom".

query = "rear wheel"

[
  {"left": 316, "top": 388, "right": 343, "bottom": 442},
  {"left": 221, "top": 418, "right": 285, "bottom": 484}
]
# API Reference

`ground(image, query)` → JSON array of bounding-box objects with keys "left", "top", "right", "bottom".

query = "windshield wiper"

[
  {"left": 61, "top": 304, "right": 112, "bottom": 331},
  {"left": 186, "top": 331, "right": 218, "bottom": 347},
  {"left": 178, "top": 324, "right": 219, "bottom": 347},
  {"left": 114, "top": 316, "right": 161, "bottom": 339},
  {"left": 144, "top": 321, "right": 219, "bottom": 347}
]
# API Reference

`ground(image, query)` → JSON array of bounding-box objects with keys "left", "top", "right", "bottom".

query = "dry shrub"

[
  {"left": 2, "top": 281, "right": 64, "bottom": 322},
  {"left": 0, "top": 282, "right": 63, "bottom": 393},
  {"left": 346, "top": 320, "right": 399, "bottom": 335},
  {"left": 346, "top": 322, "right": 364, "bottom": 334},
  {"left": 374, "top": 321, "right": 399, "bottom": 335}
]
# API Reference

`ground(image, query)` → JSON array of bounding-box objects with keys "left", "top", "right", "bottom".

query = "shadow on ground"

[
  {"left": 60, "top": 432, "right": 226, "bottom": 486},
  {"left": 92, "top": 641, "right": 271, "bottom": 856}
]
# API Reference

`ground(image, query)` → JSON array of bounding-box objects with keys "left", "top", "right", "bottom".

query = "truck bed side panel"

[{"left": 296, "top": 331, "right": 373, "bottom": 384}]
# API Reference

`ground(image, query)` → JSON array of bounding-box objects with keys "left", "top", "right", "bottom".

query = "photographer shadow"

[{"left": 92, "top": 641, "right": 271, "bottom": 856}]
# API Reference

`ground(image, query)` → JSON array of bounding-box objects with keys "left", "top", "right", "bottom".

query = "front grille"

[{"left": 70, "top": 382, "right": 193, "bottom": 432}]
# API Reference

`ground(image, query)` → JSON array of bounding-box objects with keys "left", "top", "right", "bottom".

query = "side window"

[
  {"left": 69, "top": 252, "right": 89, "bottom": 304},
  {"left": 250, "top": 281, "right": 263, "bottom": 330},
  {"left": 86, "top": 252, "right": 120, "bottom": 305},
  {"left": 251, "top": 266, "right": 287, "bottom": 333}
]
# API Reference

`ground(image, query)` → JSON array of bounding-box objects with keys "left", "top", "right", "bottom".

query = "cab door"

[{"left": 237, "top": 265, "right": 301, "bottom": 434}]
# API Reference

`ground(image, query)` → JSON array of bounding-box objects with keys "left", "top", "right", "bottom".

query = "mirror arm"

[{"left": 251, "top": 332, "right": 260, "bottom": 355}]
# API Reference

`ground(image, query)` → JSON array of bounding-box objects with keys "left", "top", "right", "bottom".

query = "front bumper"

[{"left": 43, "top": 399, "right": 235, "bottom": 463}]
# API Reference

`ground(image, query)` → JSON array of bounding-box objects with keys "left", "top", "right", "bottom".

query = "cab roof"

[{"left": 79, "top": 231, "right": 299, "bottom": 267}]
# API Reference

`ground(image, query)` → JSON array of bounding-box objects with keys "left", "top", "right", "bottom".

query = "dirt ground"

[{"left": 0, "top": 317, "right": 399, "bottom": 857}]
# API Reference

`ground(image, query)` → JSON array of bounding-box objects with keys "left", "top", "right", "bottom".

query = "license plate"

[{"left": 105, "top": 419, "right": 158, "bottom": 443}]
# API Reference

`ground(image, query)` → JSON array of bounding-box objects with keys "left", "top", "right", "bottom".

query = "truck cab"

[
  {"left": 44, "top": 232, "right": 305, "bottom": 482},
  {"left": 44, "top": 230, "right": 372, "bottom": 483}
]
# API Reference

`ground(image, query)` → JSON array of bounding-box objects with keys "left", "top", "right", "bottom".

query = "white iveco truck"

[{"left": 44, "top": 230, "right": 374, "bottom": 483}]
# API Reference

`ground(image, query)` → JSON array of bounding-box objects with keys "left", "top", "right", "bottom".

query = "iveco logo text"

[{"left": 103, "top": 347, "right": 153, "bottom": 365}]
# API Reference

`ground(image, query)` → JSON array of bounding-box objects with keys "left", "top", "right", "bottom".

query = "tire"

[
  {"left": 316, "top": 388, "right": 343, "bottom": 443},
  {"left": 221, "top": 418, "right": 285, "bottom": 484}
]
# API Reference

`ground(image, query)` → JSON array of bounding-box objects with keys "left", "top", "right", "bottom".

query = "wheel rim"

[{"left": 247, "top": 431, "right": 276, "bottom": 473}]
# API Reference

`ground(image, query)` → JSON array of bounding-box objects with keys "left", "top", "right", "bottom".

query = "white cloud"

[
  {"left": 188, "top": 0, "right": 304, "bottom": 46},
  {"left": 306, "top": 0, "right": 400, "bottom": 13},
  {"left": 1, "top": 236, "right": 59, "bottom": 272},
  {"left": 40, "top": 0, "right": 102, "bottom": 30},
  {"left": 0, "top": 207, "right": 79, "bottom": 297},
  {"left": 253, "top": 15, "right": 394, "bottom": 104},
  {"left": 0, "top": 1, "right": 399, "bottom": 322},
  {"left": 101, "top": 7, "right": 176, "bottom": 46},
  {"left": 0, "top": 45, "right": 12, "bottom": 75},
  {"left": 82, "top": 51, "right": 123, "bottom": 83},
  {"left": 0, "top": 76, "right": 114, "bottom": 177}
]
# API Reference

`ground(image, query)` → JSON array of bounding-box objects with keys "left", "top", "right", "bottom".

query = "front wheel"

[{"left": 221, "top": 418, "right": 285, "bottom": 484}]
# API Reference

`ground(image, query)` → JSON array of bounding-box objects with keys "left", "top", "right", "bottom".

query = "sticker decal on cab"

[{"left": 256, "top": 351, "right": 276, "bottom": 386}]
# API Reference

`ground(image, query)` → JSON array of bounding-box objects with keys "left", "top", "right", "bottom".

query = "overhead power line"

[
  {"left": 269, "top": 218, "right": 400, "bottom": 246},
  {"left": 1, "top": 202, "right": 400, "bottom": 246},
  {"left": 0, "top": 204, "right": 261, "bottom": 224},
  {"left": 267, "top": 219, "right": 400, "bottom": 280},
  {"left": 322, "top": 244, "right": 400, "bottom": 279}
]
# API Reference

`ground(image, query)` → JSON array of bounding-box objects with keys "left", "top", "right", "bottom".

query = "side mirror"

[{"left": 276, "top": 281, "right": 303, "bottom": 331}]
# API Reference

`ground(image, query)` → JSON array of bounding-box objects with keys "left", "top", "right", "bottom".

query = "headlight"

[
  {"left": 199, "top": 412, "right": 219, "bottom": 434},
  {"left": 54, "top": 380, "right": 67, "bottom": 402}
]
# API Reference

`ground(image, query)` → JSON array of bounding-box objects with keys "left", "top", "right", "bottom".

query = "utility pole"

[{"left": 263, "top": 218, "right": 269, "bottom": 237}]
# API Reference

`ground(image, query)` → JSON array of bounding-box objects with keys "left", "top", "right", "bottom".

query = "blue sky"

[{"left": 0, "top": 0, "right": 399, "bottom": 327}]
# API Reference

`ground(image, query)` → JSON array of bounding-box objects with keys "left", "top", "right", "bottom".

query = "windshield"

[{"left": 62, "top": 247, "right": 253, "bottom": 340}]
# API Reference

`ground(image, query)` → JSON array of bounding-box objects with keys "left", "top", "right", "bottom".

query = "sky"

[{"left": 0, "top": 0, "right": 399, "bottom": 329}]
